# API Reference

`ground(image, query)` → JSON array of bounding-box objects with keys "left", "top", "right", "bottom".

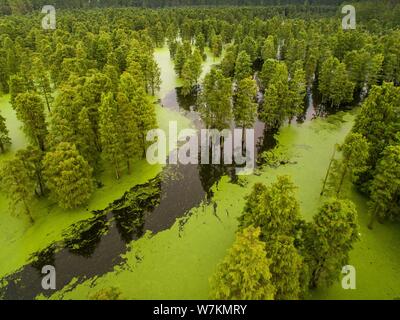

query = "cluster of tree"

[
  {"left": 171, "top": 40, "right": 203, "bottom": 96},
  {"left": 320, "top": 81, "right": 400, "bottom": 229},
  {"left": 0, "top": 0, "right": 345, "bottom": 15},
  {"left": 210, "top": 176, "right": 360, "bottom": 299},
  {"left": 0, "top": 13, "right": 160, "bottom": 223}
]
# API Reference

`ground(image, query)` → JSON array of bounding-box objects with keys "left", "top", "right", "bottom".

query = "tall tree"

[
  {"left": 305, "top": 199, "right": 359, "bottom": 288},
  {"left": 368, "top": 145, "right": 400, "bottom": 228},
  {"left": 210, "top": 226, "right": 276, "bottom": 300},
  {"left": 326, "top": 133, "right": 370, "bottom": 197},
  {"left": 267, "top": 235, "right": 304, "bottom": 300},
  {"left": 43, "top": 142, "right": 93, "bottom": 209},
  {"left": 16, "top": 146, "right": 45, "bottom": 197},
  {"left": 0, "top": 111, "right": 11, "bottom": 153},
  {"left": 199, "top": 68, "right": 232, "bottom": 130},
  {"left": 318, "top": 56, "right": 354, "bottom": 107},
  {"left": 0, "top": 158, "right": 35, "bottom": 223},
  {"left": 14, "top": 91, "right": 48, "bottom": 151},
  {"left": 234, "top": 51, "right": 253, "bottom": 81},
  {"left": 233, "top": 77, "right": 258, "bottom": 142},
  {"left": 99, "top": 92, "right": 125, "bottom": 180},
  {"left": 238, "top": 176, "right": 301, "bottom": 242}
]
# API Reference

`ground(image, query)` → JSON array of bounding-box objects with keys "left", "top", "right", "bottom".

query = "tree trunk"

[
  {"left": 336, "top": 161, "right": 349, "bottom": 197},
  {"left": 320, "top": 146, "right": 337, "bottom": 196},
  {"left": 0, "top": 141, "right": 4, "bottom": 153}
]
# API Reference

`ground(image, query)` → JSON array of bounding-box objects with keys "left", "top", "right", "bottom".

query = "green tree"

[
  {"left": 0, "top": 158, "right": 35, "bottom": 223},
  {"left": 210, "top": 226, "right": 275, "bottom": 300},
  {"left": 0, "top": 111, "right": 11, "bottom": 153},
  {"left": 326, "top": 133, "right": 370, "bottom": 197},
  {"left": 234, "top": 51, "right": 252, "bottom": 81},
  {"left": 233, "top": 77, "right": 258, "bottom": 142},
  {"left": 16, "top": 146, "right": 45, "bottom": 197},
  {"left": 305, "top": 199, "right": 359, "bottom": 288},
  {"left": 267, "top": 235, "right": 304, "bottom": 300},
  {"left": 14, "top": 91, "right": 48, "bottom": 151},
  {"left": 288, "top": 65, "right": 306, "bottom": 122},
  {"left": 99, "top": 92, "right": 125, "bottom": 180},
  {"left": 32, "top": 55, "right": 53, "bottom": 113},
  {"left": 318, "top": 56, "right": 354, "bottom": 107},
  {"left": 181, "top": 49, "right": 203, "bottom": 96},
  {"left": 261, "top": 35, "right": 276, "bottom": 61},
  {"left": 352, "top": 82, "right": 400, "bottom": 185},
  {"left": 368, "top": 145, "right": 400, "bottom": 228},
  {"left": 199, "top": 68, "right": 232, "bottom": 130},
  {"left": 43, "top": 142, "right": 93, "bottom": 209},
  {"left": 238, "top": 176, "right": 301, "bottom": 242}
]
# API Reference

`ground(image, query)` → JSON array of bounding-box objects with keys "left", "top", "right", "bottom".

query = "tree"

[
  {"left": 199, "top": 68, "right": 232, "bottom": 130},
  {"left": 233, "top": 77, "right": 258, "bottom": 142},
  {"left": 318, "top": 56, "right": 354, "bottom": 107},
  {"left": 234, "top": 51, "right": 252, "bottom": 81},
  {"left": 181, "top": 49, "right": 203, "bottom": 96},
  {"left": 99, "top": 92, "right": 125, "bottom": 180},
  {"left": 0, "top": 158, "right": 35, "bottom": 223},
  {"left": 211, "top": 34, "right": 223, "bottom": 58},
  {"left": 116, "top": 92, "right": 140, "bottom": 173},
  {"left": 209, "top": 226, "right": 275, "bottom": 300},
  {"left": 352, "top": 82, "right": 400, "bottom": 185},
  {"left": 261, "top": 35, "right": 276, "bottom": 61},
  {"left": 43, "top": 142, "right": 93, "bottom": 209},
  {"left": 195, "top": 32, "right": 206, "bottom": 56},
  {"left": 31, "top": 55, "right": 53, "bottom": 113},
  {"left": 0, "top": 111, "right": 11, "bottom": 153},
  {"left": 174, "top": 43, "right": 187, "bottom": 77},
  {"left": 238, "top": 176, "right": 301, "bottom": 242},
  {"left": 326, "top": 133, "right": 370, "bottom": 197},
  {"left": 220, "top": 45, "right": 237, "bottom": 78},
  {"left": 260, "top": 62, "right": 290, "bottom": 128},
  {"left": 288, "top": 64, "right": 306, "bottom": 122},
  {"left": 16, "top": 146, "right": 45, "bottom": 197},
  {"left": 267, "top": 235, "right": 304, "bottom": 300},
  {"left": 14, "top": 91, "right": 48, "bottom": 151},
  {"left": 77, "top": 107, "right": 99, "bottom": 167},
  {"left": 368, "top": 145, "right": 400, "bottom": 228},
  {"left": 305, "top": 199, "right": 359, "bottom": 288}
]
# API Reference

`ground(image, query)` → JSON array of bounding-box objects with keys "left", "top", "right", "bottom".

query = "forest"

[{"left": 0, "top": 0, "right": 399, "bottom": 301}]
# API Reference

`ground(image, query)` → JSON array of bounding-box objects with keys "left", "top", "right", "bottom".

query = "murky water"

[{"left": 1, "top": 47, "right": 321, "bottom": 300}]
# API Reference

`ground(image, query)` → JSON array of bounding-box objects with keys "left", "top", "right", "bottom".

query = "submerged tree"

[
  {"left": 43, "top": 142, "right": 93, "bottom": 209},
  {"left": 210, "top": 226, "right": 275, "bottom": 300}
]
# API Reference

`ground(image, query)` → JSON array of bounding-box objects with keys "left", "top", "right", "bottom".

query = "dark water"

[{"left": 1, "top": 82, "right": 322, "bottom": 300}]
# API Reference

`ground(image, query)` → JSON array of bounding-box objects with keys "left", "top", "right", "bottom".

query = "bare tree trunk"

[{"left": 320, "top": 146, "right": 337, "bottom": 196}]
